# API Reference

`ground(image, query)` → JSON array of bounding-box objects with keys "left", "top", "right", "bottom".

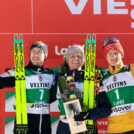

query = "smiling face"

[
  {"left": 106, "top": 50, "right": 122, "bottom": 66},
  {"left": 30, "top": 47, "right": 45, "bottom": 67},
  {"left": 68, "top": 50, "right": 83, "bottom": 70}
]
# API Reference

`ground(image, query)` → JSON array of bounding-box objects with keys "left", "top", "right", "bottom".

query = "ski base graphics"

[
  {"left": 14, "top": 34, "right": 28, "bottom": 134},
  {"left": 83, "top": 34, "right": 102, "bottom": 134}
]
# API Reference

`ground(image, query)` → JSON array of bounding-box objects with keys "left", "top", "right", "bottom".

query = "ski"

[
  {"left": 88, "top": 34, "right": 96, "bottom": 132},
  {"left": 14, "top": 34, "right": 28, "bottom": 134},
  {"left": 83, "top": 34, "right": 91, "bottom": 112},
  {"left": 83, "top": 34, "right": 96, "bottom": 134}
]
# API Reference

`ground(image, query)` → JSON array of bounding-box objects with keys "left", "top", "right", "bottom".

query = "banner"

[{"left": 34, "top": 0, "right": 134, "bottom": 33}]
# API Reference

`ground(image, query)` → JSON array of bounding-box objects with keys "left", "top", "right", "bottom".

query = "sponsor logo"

[
  {"left": 113, "top": 105, "right": 132, "bottom": 113},
  {"left": 55, "top": 45, "right": 71, "bottom": 55},
  {"left": 28, "top": 103, "right": 49, "bottom": 108},
  {"left": 106, "top": 44, "right": 117, "bottom": 51},
  {"left": 117, "top": 65, "right": 122, "bottom": 68},
  {"left": 113, "top": 99, "right": 124, "bottom": 106},
  {"left": 98, "top": 121, "right": 109, "bottom": 126},
  {"left": 64, "top": 0, "right": 87, "bottom": 14},
  {"left": 39, "top": 75, "right": 43, "bottom": 81},
  {"left": 113, "top": 76, "right": 117, "bottom": 82},
  {"left": 30, "top": 83, "right": 50, "bottom": 88},
  {"left": 98, "top": 130, "right": 109, "bottom": 134},
  {"left": 124, "top": 65, "right": 129, "bottom": 69},
  {"left": 44, "top": 68, "right": 49, "bottom": 72},
  {"left": 64, "top": 0, "right": 129, "bottom": 15},
  {"left": 64, "top": 0, "right": 134, "bottom": 28},
  {"left": 106, "top": 81, "right": 127, "bottom": 90},
  {"left": 103, "top": 70, "right": 108, "bottom": 76}
]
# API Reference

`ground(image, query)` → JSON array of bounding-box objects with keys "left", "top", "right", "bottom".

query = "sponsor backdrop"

[{"left": 0, "top": 0, "right": 134, "bottom": 134}]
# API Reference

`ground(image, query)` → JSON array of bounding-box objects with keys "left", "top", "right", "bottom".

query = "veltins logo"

[
  {"left": 39, "top": 75, "right": 43, "bottom": 81},
  {"left": 113, "top": 76, "right": 117, "bottom": 82}
]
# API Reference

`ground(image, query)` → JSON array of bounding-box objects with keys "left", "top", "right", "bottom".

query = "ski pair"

[
  {"left": 83, "top": 34, "right": 96, "bottom": 134},
  {"left": 14, "top": 34, "right": 28, "bottom": 134}
]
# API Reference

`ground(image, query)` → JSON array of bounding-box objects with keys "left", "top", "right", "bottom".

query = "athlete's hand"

[{"left": 74, "top": 111, "right": 90, "bottom": 121}]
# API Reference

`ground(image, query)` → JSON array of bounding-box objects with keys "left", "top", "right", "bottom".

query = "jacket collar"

[
  {"left": 108, "top": 62, "right": 124, "bottom": 74},
  {"left": 26, "top": 61, "right": 44, "bottom": 72}
]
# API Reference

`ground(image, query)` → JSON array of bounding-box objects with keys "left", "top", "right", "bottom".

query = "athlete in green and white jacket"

[
  {"left": 101, "top": 37, "right": 134, "bottom": 134},
  {"left": 0, "top": 41, "right": 57, "bottom": 134},
  {"left": 75, "top": 38, "right": 134, "bottom": 134}
]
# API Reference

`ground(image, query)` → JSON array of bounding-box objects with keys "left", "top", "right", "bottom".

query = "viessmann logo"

[{"left": 64, "top": 0, "right": 134, "bottom": 28}]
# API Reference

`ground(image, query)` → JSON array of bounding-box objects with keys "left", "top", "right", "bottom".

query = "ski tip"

[
  {"left": 87, "top": 34, "right": 91, "bottom": 39},
  {"left": 86, "top": 34, "right": 91, "bottom": 43},
  {"left": 14, "top": 34, "right": 18, "bottom": 40},
  {"left": 19, "top": 34, "right": 23, "bottom": 40},
  {"left": 92, "top": 34, "right": 96, "bottom": 40}
]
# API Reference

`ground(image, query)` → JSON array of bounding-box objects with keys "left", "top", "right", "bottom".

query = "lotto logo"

[{"left": 55, "top": 46, "right": 71, "bottom": 55}]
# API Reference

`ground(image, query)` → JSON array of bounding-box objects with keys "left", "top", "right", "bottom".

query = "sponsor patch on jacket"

[
  {"left": 113, "top": 76, "right": 117, "bottom": 82},
  {"left": 117, "top": 65, "right": 122, "bottom": 68},
  {"left": 103, "top": 68, "right": 109, "bottom": 76},
  {"left": 28, "top": 103, "right": 49, "bottom": 108},
  {"left": 39, "top": 75, "right": 43, "bottom": 81},
  {"left": 110, "top": 104, "right": 134, "bottom": 117},
  {"left": 124, "top": 65, "right": 129, "bottom": 70},
  {"left": 44, "top": 68, "right": 49, "bottom": 72}
]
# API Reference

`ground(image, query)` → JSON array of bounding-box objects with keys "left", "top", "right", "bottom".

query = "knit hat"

[
  {"left": 103, "top": 37, "right": 124, "bottom": 58},
  {"left": 30, "top": 41, "right": 48, "bottom": 57},
  {"left": 66, "top": 45, "right": 84, "bottom": 63}
]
